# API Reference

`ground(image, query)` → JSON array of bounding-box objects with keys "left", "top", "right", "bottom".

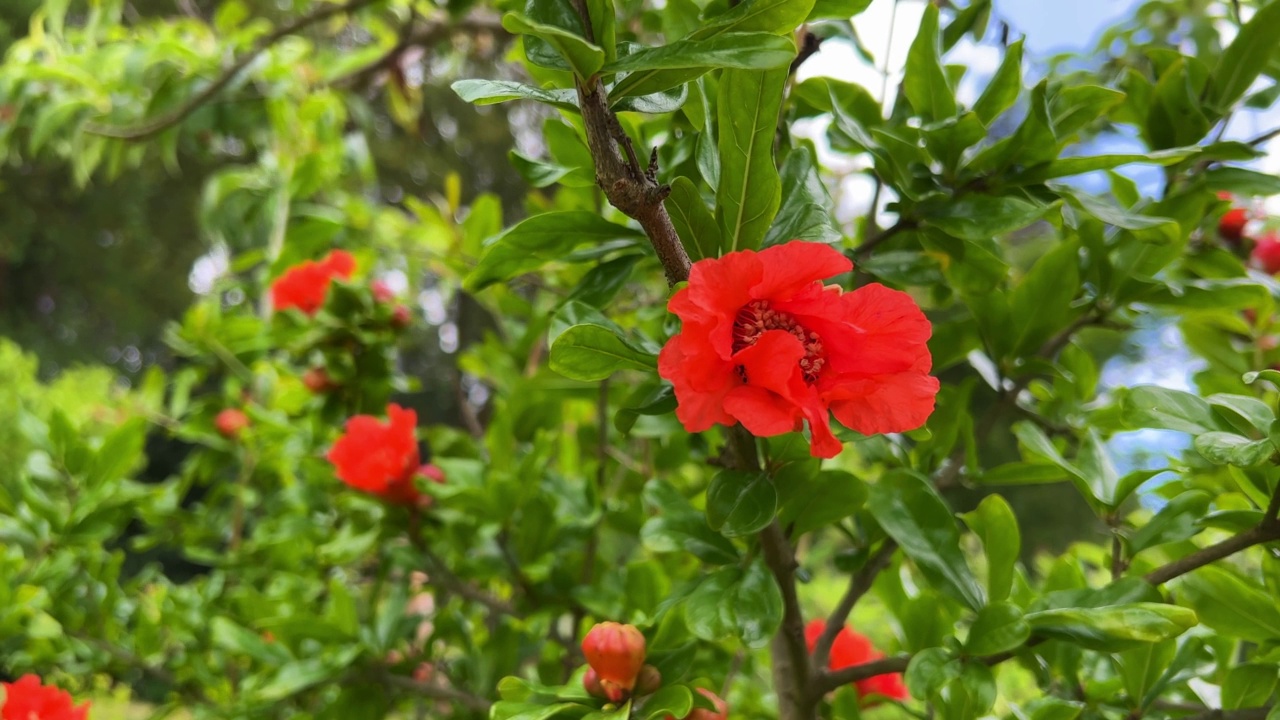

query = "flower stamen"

[{"left": 732, "top": 300, "right": 826, "bottom": 383}]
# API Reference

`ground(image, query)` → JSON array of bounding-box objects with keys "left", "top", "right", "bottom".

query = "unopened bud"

[
  {"left": 634, "top": 664, "right": 662, "bottom": 696},
  {"left": 372, "top": 280, "right": 396, "bottom": 303},
  {"left": 302, "top": 367, "right": 334, "bottom": 393},
  {"left": 582, "top": 622, "right": 646, "bottom": 702},
  {"left": 215, "top": 409, "right": 249, "bottom": 439},
  {"left": 583, "top": 667, "right": 607, "bottom": 699},
  {"left": 391, "top": 305, "right": 412, "bottom": 329}
]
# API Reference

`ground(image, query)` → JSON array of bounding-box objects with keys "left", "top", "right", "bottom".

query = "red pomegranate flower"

[
  {"left": 1, "top": 675, "right": 90, "bottom": 720},
  {"left": 658, "top": 241, "right": 938, "bottom": 458},
  {"left": 270, "top": 250, "right": 356, "bottom": 315},
  {"left": 1252, "top": 233, "right": 1280, "bottom": 275},
  {"left": 805, "top": 620, "right": 909, "bottom": 706},
  {"left": 327, "top": 403, "right": 423, "bottom": 505}
]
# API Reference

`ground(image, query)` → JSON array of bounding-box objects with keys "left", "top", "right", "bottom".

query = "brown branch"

[
  {"left": 378, "top": 670, "right": 493, "bottom": 712},
  {"left": 330, "top": 11, "right": 507, "bottom": 91},
  {"left": 761, "top": 518, "right": 813, "bottom": 720},
  {"left": 1247, "top": 126, "right": 1280, "bottom": 147},
  {"left": 789, "top": 31, "right": 823, "bottom": 75},
  {"left": 567, "top": 1, "right": 691, "bottom": 287},
  {"left": 810, "top": 541, "right": 897, "bottom": 673},
  {"left": 1143, "top": 516, "right": 1280, "bottom": 585},
  {"left": 86, "top": 0, "right": 384, "bottom": 140},
  {"left": 854, "top": 220, "right": 915, "bottom": 257}
]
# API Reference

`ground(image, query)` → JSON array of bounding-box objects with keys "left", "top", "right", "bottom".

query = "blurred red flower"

[
  {"left": 804, "top": 620, "right": 909, "bottom": 706},
  {"left": 327, "top": 403, "right": 422, "bottom": 505},
  {"left": 658, "top": 241, "right": 938, "bottom": 458},
  {"left": 1252, "top": 233, "right": 1280, "bottom": 275},
  {"left": 1, "top": 675, "right": 89, "bottom": 720},
  {"left": 271, "top": 250, "right": 356, "bottom": 315}
]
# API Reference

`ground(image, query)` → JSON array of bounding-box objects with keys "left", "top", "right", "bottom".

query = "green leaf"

[
  {"left": 1023, "top": 603, "right": 1198, "bottom": 651},
  {"left": 776, "top": 469, "right": 868, "bottom": 537},
  {"left": 1194, "top": 432, "right": 1275, "bottom": 467},
  {"left": 903, "top": 4, "right": 956, "bottom": 121},
  {"left": 1223, "top": 664, "right": 1279, "bottom": 710},
  {"left": 1011, "top": 148, "right": 1197, "bottom": 184},
  {"left": 665, "top": 177, "right": 721, "bottom": 261},
  {"left": 466, "top": 212, "right": 643, "bottom": 290},
  {"left": 1208, "top": 1, "right": 1280, "bottom": 112},
  {"left": 918, "top": 195, "right": 1047, "bottom": 241},
  {"left": 567, "top": 255, "right": 643, "bottom": 308},
  {"left": 450, "top": 79, "right": 578, "bottom": 111},
  {"left": 1126, "top": 490, "right": 1212, "bottom": 556},
  {"left": 972, "top": 39, "right": 1022, "bottom": 123},
  {"left": 706, "top": 470, "right": 778, "bottom": 537},
  {"left": 965, "top": 601, "right": 1031, "bottom": 656},
  {"left": 716, "top": 68, "right": 786, "bottom": 252},
  {"left": 684, "top": 560, "right": 783, "bottom": 648},
  {"left": 210, "top": 616, "right": 284, "bottom": 664},
  {"left": 1208, "top": 393, "right": 1276, "bottom": 435},
  {"left": 603, "top": 33, "right": 795, "bottom": 73},
  {"left": 960, "top": 495, "right": 1020, "bottom": 602},
  {"left": 490, "top": 701, "right": 594, "bottom": 720},
  {"left": 764, "top": 146, "right": 842, "bottom": 247},
  {"left": 1008, "top": 240, "right": 1079, "bottom": 357},
  {"left": 809, "top": 0, "right": 873, "bottom": 20},
  {"left": 1177, "top": 566, "right": 1280, "bottom": 641},
  {"left": 509, "top": 151, "right": 576, "bottom": 188},
  {"left": 868, "top": 470, "right": 985, "bottom": 611},
  {"left": 549, "top": 324, "right": 657, "bottom": 381},
  {"left": 252, "top": 648, "right": 360, "bottom": 702},
  {"left": 640, "top": 685, "right": 694, "bottom": 720},
  {"left": 1115, "top": 386, "right": 1224, "bottom": 434},
  {"left": 1245, "top": 369, "right": 1280, "bottom": 386},
  {"left": 905, "top": 647, "right": 961, "bottom": 698},
  {"left": 1147, "top": 58, "right": 1210, "bottom": 149},
  {"left": 1206, "top": 166, "right": 1280, "bottom": 197},
  {"left": 1118, "top": 640, "right": 1176, "bottom": 710},
  {"left": 503, "top": 12, "right": 606, "bottom": 80}
]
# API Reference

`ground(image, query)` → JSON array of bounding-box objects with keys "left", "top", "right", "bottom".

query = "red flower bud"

[
  {"left": 215, "top": 408, "right": 249, "bottom": 439},
  {"left": 391, "top": 305, "right": 412, "bottom": 329},
  {"left": 634, "top": 664, "right": 662, "bottom": 696},
  {"left": 1220, "top": 207, "right": 1249, "bottom": 243},
  {"left": 302, "top": 367, "right": 335, "bottom": 394},
  {"left": 665, "top": 688, "right": 728, "bottom": 720},
  {"left": 581, "top": 622, "right": 646, "bottom": 702},
  {"left": 1252, "top": 233, "right": 1280, "bottom": 275},
  {"left": 583, "top": 667, "right": 607, "bottom": 699},
  {"left": 372, "top": 279, "right": 396, "bottom": 303}
]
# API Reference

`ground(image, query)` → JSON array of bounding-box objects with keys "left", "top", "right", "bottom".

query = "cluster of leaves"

[{"left": 3, "top": 1, "right": 1280, "bottom": 720}]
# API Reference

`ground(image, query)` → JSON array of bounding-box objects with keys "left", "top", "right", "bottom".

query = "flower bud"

[
  {"left": 634, "top": 664, "right": 662, "bottom": 696},
  {"left": 583, "top": 667, "right": 606, "bottom": 699},
  {"left": 302, "top": 367, "right": 335, "bottom": 394},
  {"left": 391, "top": 305, "right": 412, "bottom": 330},
  {"left": 581, "top": 622, "right": 646, "bottom": 702},
  {"left": 215, "top": 409, "right": 249, "bottom": 439},
  {"left": 372, "top": 280, "right": 396, "bottom": 304}
]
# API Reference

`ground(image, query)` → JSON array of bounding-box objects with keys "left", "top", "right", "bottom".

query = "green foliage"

[{"left": 3, "top": 0, "right": 1280, "bottom": 719}]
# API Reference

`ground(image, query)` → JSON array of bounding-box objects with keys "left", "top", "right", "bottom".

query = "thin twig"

[
  {"left": 86, "top": 0, "right": 383, "bottom": 139},
  {"left": 854, "top": 219, "right": 915, "bottom": 256},
  {"left": 789, "top": 31, "right": 823, "bottom": 75},
  {"left": 1144, "top": 515, "right": 1280, "bottom": 585},
  {"left": 811, "top": 541, "right": 897, "bottom": 673}
]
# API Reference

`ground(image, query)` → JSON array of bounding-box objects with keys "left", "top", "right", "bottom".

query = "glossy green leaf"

[
  {"left": 451, "top": 80, "right": 578, "bottom": 111},
  {"left": 1177, "top": 566, "right": 1280, "bottom": 641},
  {"left": 1223, "top": 664, "right": 1279, "bottom": 710},
  {"left": 503, "top": 12, "right": 606, "bottom": 80},
  {"left": 1194, "top": 432, "right": 1275, "bottom": 468},
  {"left": 868, "top": 470, "right": 985, "bottom": 611},
  {"left": 706, "top": 470, "right": 778, "bottom": 537},
  {"left": 764, "top": 146, "right": 842, "bottom": 247},
  {"left": 1115, "top": 386, "right": 1223, "bottom": 434},
  {"left": 665, "top": 176, "right": 721, "bottom": 261},
  {"left": 776, "top": 469, "right": 868, "bottom": 537},
  {"left": 549, "top": 324, "right": 657, "bottom": 381},
  {"left": 960, "top": 495, "right": 1020, "bottom": 602},
  {"left": 1126, "top": 490, "right": 1212, "bottom": 556},
  {"left": 918, "top": 195, "right": 1047, "bottom": 241},
  {"left": 965, "top": 601, "right": 1030, "bottom": 656},
  {"left": 715, "top": 68, "right": 785, "bottom": 252},
  {"left": 972, "top": 39, "right": 1022, "bottom": 123},
  {"left": 1208, "top": 1, "right": 1280, "bottom": 112},
  {"left": 640, "top": 685, "right": 694, "bottom": 720},
  {"left": 903, "top": 4, "right": 956, "bottom": 121},
  {"left": 466, "top": 212, "right": 643, "bottom": 290},
  {"left": 1023, "top": 603, "right": 1198, "bottom": 651},
  {"left": 603, "top": 33, "right": 795, "bottom": 73},
  {"left": 905, "top": 647, "right": 961, "bottom": 698},
  {"left": 1206, "top": 166, "right": 1280, "bottom": 197}
]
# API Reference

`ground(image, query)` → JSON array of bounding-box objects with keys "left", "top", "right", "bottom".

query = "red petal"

[
  {"left": 683, "top": 248, "right": 763, "bottom": 320},
  {"left": 731, "top": 330, "right": 842, "bottom": 457},
  {"left": 659, "top": 334, "right": 738, "bottom": 432},
  {"left": 822, "top": 283, "right": 933, "bottom": 376},
  {"left": 724, "top": 385, "right": 801, "bottom": 436},
  {"left": 751, "top": 242, "right": 851, "bottom": 302},
  {"left": 826, "top": 364, "right": 940, "bottom": 436}
]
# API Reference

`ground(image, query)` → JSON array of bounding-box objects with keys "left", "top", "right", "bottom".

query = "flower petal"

[
  {"left": 826, "top": 365, "right": 940, "bottom": 436},
  {"left": 724, "top": 385, "right": 800, "bottom": 436},
  {"left": 733, "top": 330, "right": 842, "bottom": 458},
  {"left": 751, "top": 241, "right": 852, "bottom": 302},
  {"left": 659, "top": 334, "right": 738, "bottom": 432}
]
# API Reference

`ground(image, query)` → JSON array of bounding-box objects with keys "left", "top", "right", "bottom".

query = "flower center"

[{"left": 732, "top": 300, "right": 825, "bottom": 383}]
